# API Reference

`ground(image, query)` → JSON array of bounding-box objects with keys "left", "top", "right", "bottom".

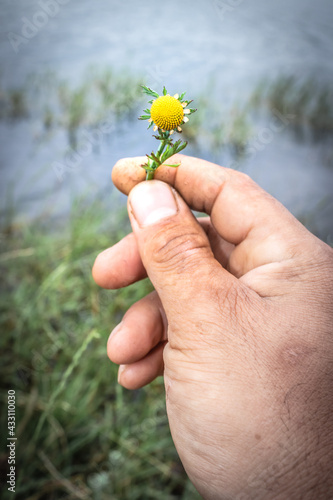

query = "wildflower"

[
  {"left": 151, "top": 95, "right": 185, "bottom": 131},
  {"left": 138, "top": 86, "right": 196, "bottom": 180}
]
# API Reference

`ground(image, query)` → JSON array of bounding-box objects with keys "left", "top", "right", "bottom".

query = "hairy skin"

[{"left": 92, "top": 155, "right": 333, "bottom": 499}]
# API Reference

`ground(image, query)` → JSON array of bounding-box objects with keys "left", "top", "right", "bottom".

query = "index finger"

[
  {"left": 112, "top": 155, "right": 310, "bottom": 276},
  {"left": 112, "top": 155, "right": 227, "bottom": 216}
]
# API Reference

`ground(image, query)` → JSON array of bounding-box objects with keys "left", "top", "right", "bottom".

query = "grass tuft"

[{"left": 0, "top": 196, "right": 200, "bottom": 500}]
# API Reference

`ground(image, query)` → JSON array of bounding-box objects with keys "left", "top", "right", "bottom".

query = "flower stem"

[
  {"left": 146, "top": 171, "right": 155, "bottom": 180},
  {"left": 157, "top": 131, "right": 170, "bottom": 157},
  {"left": 145, "top": 130, "right": 170, "bottom": 180}
]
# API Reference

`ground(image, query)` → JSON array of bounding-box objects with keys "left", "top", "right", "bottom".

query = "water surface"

[{"left": 1, "top": 0, "right": 333, "bottom": 239}]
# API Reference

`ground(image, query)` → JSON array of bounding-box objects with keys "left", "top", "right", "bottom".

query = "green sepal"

[
  {"left": 143, "top": 108, "right": 151, "bottom": 114},
  {"left": 138, "top": 115, "right": 151, "bottom": 120},
  {"left": 153, "top": 131, "right": 168, "bottom": 141},
  {"left": 147, "top": 121, "right": 154, "bottom": 129},
  {"left": 179, "top": 92, "right": 186, "bottom": 100},
  {"left": 182, "top": 101, "right": 193, "bottom": 109},
  {"left": 163, "top": 86, "right": 167, "bottom": 96},
  {"left": 163, "top": 163, "right": 180, "bottom": 168},
  {"left": 141, "top": 85, "right": 159, "bottom": 98}
]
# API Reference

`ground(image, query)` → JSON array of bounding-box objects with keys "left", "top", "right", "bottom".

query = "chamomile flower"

[
  {"left": 151, "top": 95, "right": 184, "bottom": 131},
  {"left": 139, "top": 86, "right": 196, "bottom": 133},
  {"left": 138, "top": 86, "right": 197, "bottom": 180}
]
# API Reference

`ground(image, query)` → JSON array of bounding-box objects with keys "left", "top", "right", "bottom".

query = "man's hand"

[{"left": 92, "top": 155, "right": 333, "bottom": 499}]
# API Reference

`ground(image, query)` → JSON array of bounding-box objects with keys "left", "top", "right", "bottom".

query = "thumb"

[{"left": 128, "top": 180, "right": 237, "bottom": 345}]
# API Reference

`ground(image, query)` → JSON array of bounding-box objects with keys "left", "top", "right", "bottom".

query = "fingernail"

[
  {"left": 118, "top": 364, "right": 126, "bottom": 383},
  {"left": 129, "top": 181, "right": 178, "bottom": 227}
]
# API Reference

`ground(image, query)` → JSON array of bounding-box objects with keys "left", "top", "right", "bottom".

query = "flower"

[
  {"left": 139, "top": 86, "right": 196, "bottom": 133},
  {"left": 151, "top": 95, "right": 184, "bottom": 131},
  {"left": 138, "top": 86, "right": 197, "bottom": 180}
]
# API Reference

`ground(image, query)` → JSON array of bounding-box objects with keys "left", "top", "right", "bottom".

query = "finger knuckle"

[{"left": 149, "top": 224, "right": 211, "bottom": 275}]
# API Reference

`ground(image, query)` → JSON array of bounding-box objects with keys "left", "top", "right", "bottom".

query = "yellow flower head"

[
  {"left": 139, "top": 86, "right": 196, "bottom": 134},
  {"left": 150, "top": 95, "right": 184, "bottom": 131}
]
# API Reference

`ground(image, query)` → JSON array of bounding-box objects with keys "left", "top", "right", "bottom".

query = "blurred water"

[{"left": 0, "top": 0, "right": 333, "bottom": 239}]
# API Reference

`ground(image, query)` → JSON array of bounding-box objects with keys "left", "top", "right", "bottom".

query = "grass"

[
  {"left": 250, "top": 75, "right": 333, "bottom": 140},
  {"left": 0, "top": 69, "right": 254, "bottom": 160},
  {"left": 2, "top": 69, "right": 333, "bottom": 162},
  {"left": 0, "top": 67, "right": 144, "bottom": 148},
  {"left": 182, "top": 92, "right": 252, "bottom": 160},
  {"left": 1, "top": 71, "right": 332, "bottom": 498},
  {"left": 0, "top": 195, "right": 201, "bottom": 500},
  {"left": 182, "top": 75, "right": 333, "bottom": 168},
  {"left": 181, "top": 75, "right": 333, "bottom": 166}
]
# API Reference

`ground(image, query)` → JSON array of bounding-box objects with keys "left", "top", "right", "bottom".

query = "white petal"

[
  {"left": 182, "top": 102, "right": 187, "bottom": 107},
  {"left": 153, "top": 125, "right": 158, "bottom": 132},
  {"left": 183, "top": 116, "right": 189, "bottom": 123},
  {"left": 177, "top": 126, "right": 182, "bottom": 132},
  {"left": 148, "top": 118, "right": 153, "bottom": 123},
  {"left": 183, "top": 109, "right": 190, "bottom": 114},
  {"left": 170, "top": 130, "right": 174, "bottom": 135},
  {"left": 173, "top": 93, "right": 179, "bottom": 99}
]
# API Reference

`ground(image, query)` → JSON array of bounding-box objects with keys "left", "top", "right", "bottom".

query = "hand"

[{"left": 92, "top": 155, "right": 333, "bottom": 499}]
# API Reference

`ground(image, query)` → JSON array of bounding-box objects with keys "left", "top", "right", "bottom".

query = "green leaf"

[
  {"left": 158, "top": 139, "right": 188, "bottom": 164},
  {"left": 163, "top": 163, "right": 180, "bottom": 168},
  {"left": 141, "top": 85, "right": 159, "bottom": 98},
  {"left": 147, "top": 152, "right": 161, "bottom": 165},
  {"left": 172, "top": 140, "right": 187, "bottom": 155},
  {"left": 143, "top": 163, "right": 155, "bottom": 172},
  {"left": 160, "top": 151, "right": 170, "bottom": 163},
  {"left": 163, "top": 86, "right": 167, "bottom": 96}
]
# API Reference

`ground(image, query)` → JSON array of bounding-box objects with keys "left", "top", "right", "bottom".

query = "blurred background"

[{"left": 1, "top": 0, "right": 333, "bottom": 498}]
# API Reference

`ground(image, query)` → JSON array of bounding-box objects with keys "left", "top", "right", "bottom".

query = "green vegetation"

[
  {"left": 1, "top": 70, "right": 333, "bottom": 162},
  {"left": 183, "top": 75, "right": 333, "bottom": 167},
  {"left": 181, "top": 93, "right": 252, "bottom": 160},
  {"left": 0, "top": 67, "right": 143, "bottom": 147},
  {"left": 250, "top": 75, "right": 333, "bottom": 139},
  {"left": 1, "top": 69, "right": 333, "bottom": 498},
  {"left": 0, "top": 196, "right": 201, "bottom": 500}
]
